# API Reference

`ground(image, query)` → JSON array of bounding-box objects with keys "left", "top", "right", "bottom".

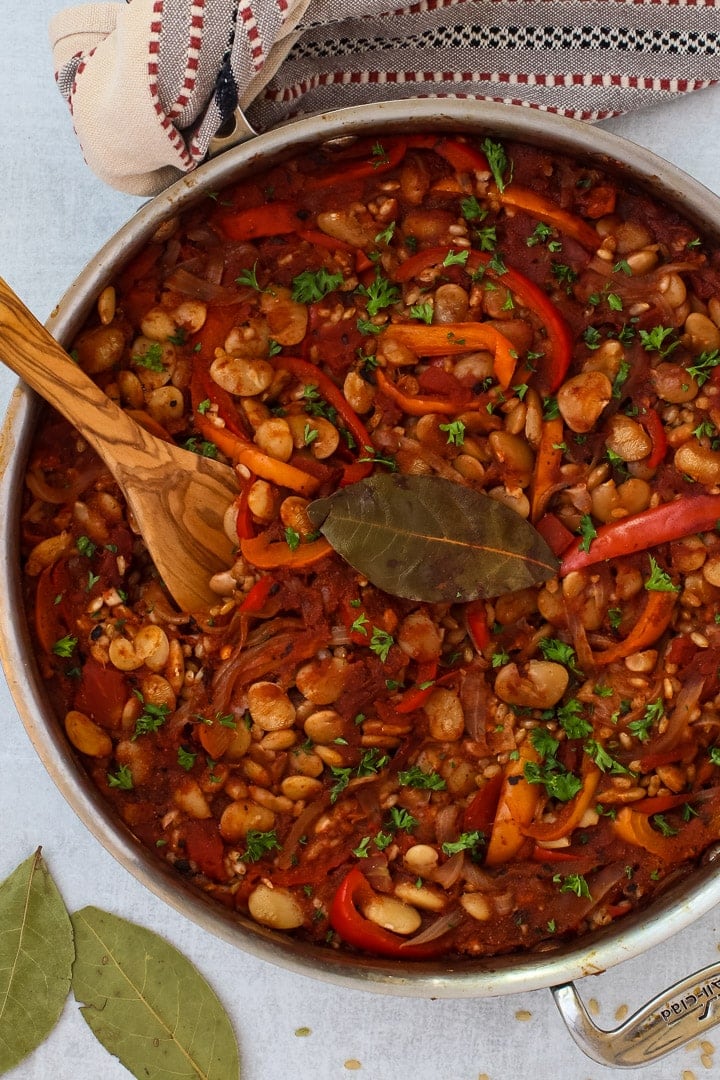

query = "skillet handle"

[{"left": 551, "top": 962, "right": 720, "bottom": 1068}]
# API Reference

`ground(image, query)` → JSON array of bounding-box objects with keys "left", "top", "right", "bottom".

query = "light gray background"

[{"left": 2, "top": 4, "right": 720, "bottom": 1079}]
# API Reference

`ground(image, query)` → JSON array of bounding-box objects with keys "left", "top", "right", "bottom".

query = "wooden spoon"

[{"left": 0, "top": 277, "right": 239, "bottom": 610}]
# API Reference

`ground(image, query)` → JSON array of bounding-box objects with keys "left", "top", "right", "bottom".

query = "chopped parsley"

[
  {"left": 291, "top": 267, "right": 344, "bottom": 304},
  {"left": 553, "top": 872, "right": 591, "bottom": 899},
  {"left": 439, "top": 419, "right": 466, "bottom": 446},
  {"left": 107, "top": 764, "right": 134, "bottom": 790},
  {"left": 481, "top": 138, "right": 511, "bottom": 193},
  {"left": 132, "top": 697, "right": 171, "bottom": 740},
  {"left": 409, "top": 302, "right": 433, "bottom": 324},
  {"left": 133, "top": 342, "right": 165, "bottom": 372},
  {"left": 355, "top": 268, "right": 400, "bottom": 316},
  {"left": 645, "top": 556, "right": 679, "bottom": 593},
  {"left": 241, "top": 829, "right": 281, "bottom": 863},
  {"left": 441, "top": 831, "right": 484, "bottom": 857},
  {"left": 397, "top": 765, "right": 446, "bottom": 791},
  {"left": 177, "top": 746, "right": 197, "bottom": 771},
  {"left": 638, "top": 325, "right": 678, "bottom": 358},
  {"left": 369, "top": 627, "right": 394, "bottom": 661},
  {"left": 578, "top": 514, "right": 598, "bottom": 553},
  {"left": 52, "top": 635, "right": 77, "bottom": 658},
  {"left": 686, "top": 349, "right": 720, "bottom": 387}
]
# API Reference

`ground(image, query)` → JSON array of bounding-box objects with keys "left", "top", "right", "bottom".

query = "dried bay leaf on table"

[
  {"left": 0, "top": 849, "right": 74, "bottom": 1073},
  {"left": 308, "top": 473, "right": 558, "bottom": 602},
  {"left": 71, "top": 906, "right": 240, "bottom": 1080}
]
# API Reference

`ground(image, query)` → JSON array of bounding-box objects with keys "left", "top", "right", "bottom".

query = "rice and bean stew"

[{"left": 23, "top": 133, "right": 720, "bottom": 959}]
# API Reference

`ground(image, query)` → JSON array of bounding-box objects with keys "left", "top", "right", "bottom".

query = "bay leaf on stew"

[
  {"left": 71, "top": 906, "right": 240, "bottom": 1080},
  {"left": 0, "top": 849, "right": 74, "bottom": 1073},
  {"left": 307, "top": 473, "right": 558, "bottom": 602}
]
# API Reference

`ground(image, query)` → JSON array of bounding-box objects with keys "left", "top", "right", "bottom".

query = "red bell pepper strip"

[
  {"left": 485, "top": 741, "right": 541, "bottom": 866},
  {"left": 535, "top": 513, "right": 575, "bottom": 557},
  {"left": 404, "top": 135, "right": 490, "bottom": 174},
  {"left": 462, "top": 772, "right": 504, "bottom": 833},
  {"left": 591, "top": 591, "right": 677, "bottom": 667},
  {"left": 277, "top": 356, "right": 374, "bottom": 474},
  {"left": 216, "top": 201, "right": 302, "bottom": 241},
  {"left": 380, "top": 322, "right": 518, "bottom": 389},
  {"left": 529, "top": 417, "right": 565, "bottom": 523},
  {"left": 531, "top": 845, "right": 589, "bottom": 864},
  {"left": 497, "top": 186, "right": 600, "bottom": 251},
  {"left": 394, "top": 660, "right": 438, "bottom": 714},
  {"left": 466, "top": 251, "right": 574, "bottom": 393},
  {"left": 238, "top": 576, "right": 275, "bottom": 613},
  {"left": 298, "top": 229, "right": 374, "bottom": 274},
  {"left": 560, "top": 495, "right": 720, "bottom": 577},
  {"left": 638, "top": 405, "right": 668, "bottom": 469},
  {"left": 182, "top": 820, "right": 228, "bottom": 882},
  {"left": 393, "top": 247, "right": 574, "bottom": 393},
  {"left": 235, "top": 481, "right": 256, "bottom": 541},
  {"left": 329, "top": 866, "right": 453, "bottom": 957},
  {"left": 465, "top": 600, "right": 491, "bottom": 652},
  {"left": 312, "top": 138, "right": 409, "bottom": 188}
]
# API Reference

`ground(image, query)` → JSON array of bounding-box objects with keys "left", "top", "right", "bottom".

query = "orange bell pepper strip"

[
  {"left": 215, "top": 201, "right": 302, "bottom": 241},
  {"left": 591, "top": 592, "right": 677, "bottom": 667},
  {"left": 560, "top": 494, "right": 720, "bottom": 576},
  {"left": 379, "top": 322, "right": 517, "bottom": 389},
  {"left": 631, "top": 793, "right": 692, "bottom": 815},
  {"left": 611, "top": 806, "right": 682, "bottom": 861},
  {"left": 529, "top": 417, "right": 565, "bottom": 523},
  {"left": 522, "top": 763, "right": 601, "bottom": 842},
  {"left": 497, "top": 186, "right": 600, "bottom": 251},
  {"left": 193, "top": 419, "right": 320, "bottom": 499},
  {"left": 198, "top": 721, "right": 234, "bottom": 760},
  {"left": 375, "top": 369, "right": 473, "bottom": 417},
  {"left": 485, "top": 741, "right": 541, "bottom": 866},
  {"left": 393, "top": 247, "right": 574, "bottom": 393},
  {"left": 240, "top": 528, "right": 332, "bottom": 570}
]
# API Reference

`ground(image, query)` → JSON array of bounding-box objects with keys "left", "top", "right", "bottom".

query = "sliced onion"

[
  {"left": 461, "top": 859, "right": 494, "bottom": 889},
  {"left": 274, "top": 798, "right": 328, "bottom": 870},
  {"left": 459, "top": 662, "right": 491, "bottom": 747},
  {"left": 399, "top": 908, "right": 461, "bottom": 948},
  {"left": 25, "top": 463, "right": 105, "bottom": 504},
  {"left": 431, "top": 850, "right": 464, "bottom": 888},
  {"left": 434, "top": 805, "right": 459, "bottom": 845},
  {"left": 165, "top": 266, "right": 235, "bottom": 302},
  {"left": 642, "top": 670, "right": 705, "bottom": 757},
  {"left": 363, "top": 854, "right": 393, "bottom": 893}
]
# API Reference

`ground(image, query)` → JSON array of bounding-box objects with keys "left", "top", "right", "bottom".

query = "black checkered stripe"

[{"left": 247, "top": 0, "right": 720, "bottom": 129}]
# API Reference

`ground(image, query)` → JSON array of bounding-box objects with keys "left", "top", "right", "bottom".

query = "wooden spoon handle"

[{"left": 0, "top": 276, "right": 161, "bottom": 479}]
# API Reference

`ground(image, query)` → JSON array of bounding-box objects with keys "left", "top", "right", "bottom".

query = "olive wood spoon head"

[{"left": 0, "top": 276, "right": 239, "bottom": 611}]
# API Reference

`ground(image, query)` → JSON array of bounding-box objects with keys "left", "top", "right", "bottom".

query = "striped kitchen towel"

[{"left": 50, "top": 0, "right": 720, "bottom": 195}]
